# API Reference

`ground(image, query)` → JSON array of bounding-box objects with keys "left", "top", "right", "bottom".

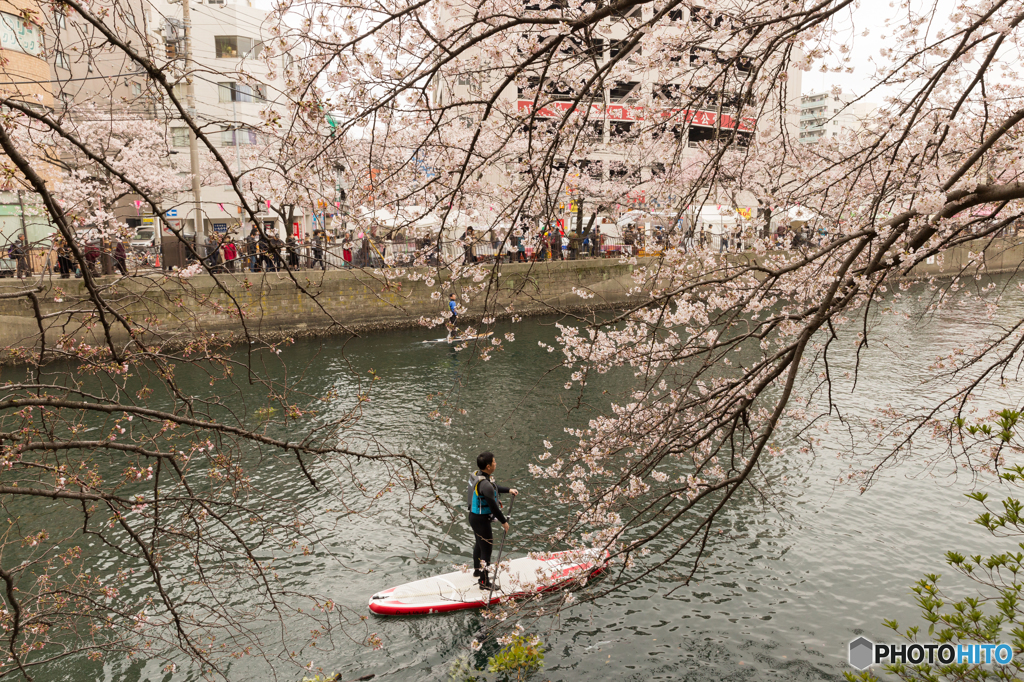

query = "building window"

[
  {"left": 131, "top": 82, "right": 142, "bottom": 96},
  {"left": 609, "top": 121, "right": 637, "bottom": 139},
  {"left": 610, "top": 81, "right": 640, "bottom": 102},
  {"left": 456, "top": 75, "right": 480, "bottom": 94},
  {"left": 171, "top": 127, "right": 189, "bottom": 147},
  {"left": 218, "top": 82, "right": 253, "bottom": 102},
  {"left": 577, "top": 159, "right": 601, "bottom": 180},
  {"left": 608, "top": 162, "right": 638, "bottom": 181},
  {"left": 54, "top": 50, "right": 70, "bottom": 70},
  {"left": 222, "top": 128, "right": 258, "bottom": 146},
  {"left": 215, "top": 36, "right": 261, "bottom": 59}
]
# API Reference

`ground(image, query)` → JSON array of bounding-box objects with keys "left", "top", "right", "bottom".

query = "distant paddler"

[{"left": 446, "top": 293, "right": 459, "bottom": 341}]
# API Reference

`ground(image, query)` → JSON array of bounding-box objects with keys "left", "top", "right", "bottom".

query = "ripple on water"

[{"left": 25, "top": 282, "right": 1024, "bottom": 681}]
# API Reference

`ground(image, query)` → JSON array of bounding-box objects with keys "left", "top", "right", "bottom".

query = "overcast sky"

[{"left": 802, "top": 0, "right": 958, "bottom": 101}]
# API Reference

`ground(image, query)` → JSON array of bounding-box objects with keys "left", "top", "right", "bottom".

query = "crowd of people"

[
  {"left": 202, "top": 228, "right": 387, "bottom": 272},
  {"left": 0, "top": 219, "right": 845, "bottom": 280}
]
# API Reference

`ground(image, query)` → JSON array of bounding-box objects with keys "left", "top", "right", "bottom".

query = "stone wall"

[
  {"left": 0, "top": 258, "right": 643, "bottom": 353},
  {"left": 0, "top": 238, "right": 1019, "bottom": 355}
]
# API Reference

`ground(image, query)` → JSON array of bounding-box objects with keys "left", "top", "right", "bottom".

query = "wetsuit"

[{"left": 468, "top": 472, "right": 510, "bottom": 579}]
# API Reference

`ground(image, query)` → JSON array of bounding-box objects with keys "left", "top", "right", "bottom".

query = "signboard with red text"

[{"left": 516, "top": 100, "right": 755, "bottom": 131}]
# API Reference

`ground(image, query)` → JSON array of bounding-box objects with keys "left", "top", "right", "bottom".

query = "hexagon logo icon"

[{"left": 849, "top": 637, "right": 874, "bottom": 670}]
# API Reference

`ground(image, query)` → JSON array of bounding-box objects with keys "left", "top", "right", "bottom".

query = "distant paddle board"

[
  {"left": 448, "top": 331, "right": 493, "bottom": 344},
  {"left": 368, "top": 549, "right": 606, "bottom": 616},
  {"left": 421, "top": 331, "right": 494, "bottom": 344}
]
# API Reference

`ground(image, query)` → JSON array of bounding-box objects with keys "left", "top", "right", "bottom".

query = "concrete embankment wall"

[
  {"left": 0, "top": 239, "right": 1019, "bottom": 355},
  {"left": 0, "top": 259, "right": 644, "bottom": 353}
]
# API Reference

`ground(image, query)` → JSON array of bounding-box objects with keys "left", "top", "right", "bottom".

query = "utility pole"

[{"left": 181, "top": 0, "right": 204, "bottom": 254}]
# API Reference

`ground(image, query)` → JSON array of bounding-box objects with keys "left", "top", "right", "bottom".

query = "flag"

[
  {"left": 218, "top": 203, "right": 225, "bottom": 213},
  {"left": 265, "top": 199, "right": 271, "bottom": 209}
]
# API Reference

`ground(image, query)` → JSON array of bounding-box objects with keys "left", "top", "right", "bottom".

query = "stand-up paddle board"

[
  {"left": 448, "top": 331, "right": 493, "bottom": 344},
  {"left": 368, "top": 549, "right": 606, "bottom": 616},
  {"left": 421, "top": 332, "right": 494, "bottom": 344}
]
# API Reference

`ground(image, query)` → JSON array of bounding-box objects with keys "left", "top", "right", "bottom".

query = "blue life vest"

[{"left": 467, "top": 471, "right": 499, "bottom": 515}]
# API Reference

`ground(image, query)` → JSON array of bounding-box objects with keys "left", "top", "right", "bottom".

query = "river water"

[{"left": 31, "top": 277, "right": 1024, "bottom": 681}]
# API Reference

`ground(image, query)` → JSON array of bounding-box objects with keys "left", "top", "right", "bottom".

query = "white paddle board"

[
  {"left": 421, "top": 331, "right": 494, "bottom": 344},
  {"left": 368, "top": 548, "right": 607, "bottom": 616},
  {"left": 448, "top": 331, "right": 493, "bottom": 344}
]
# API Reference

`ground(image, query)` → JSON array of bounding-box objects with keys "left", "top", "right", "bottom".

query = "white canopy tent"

[
  {"left": 693, "top": 205, "right": 741, "bottom": 235},
  {"left": 770, "top": 206, "right": 821, "bottom": 232}
]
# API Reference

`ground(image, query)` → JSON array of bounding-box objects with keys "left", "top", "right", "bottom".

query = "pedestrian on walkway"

[
  {"left": 270, "top": 235, "right": 285, "bottom": 271},
  {"left": 8, "top": 234, "right": 29, "bottom": 279},
  {"left": 114, "top": 239, "right": 128, "bottom": 275},
  {"left": 286, "top": 235, "right": 300, "bottom": 269},
  {"left": 223, "top": 237, "right": 238, "bottom": 273},
  {"left": 342, "top": 232, "right": 353, "bottom": 268},
  {"left": 247, "top": 229, "right": 260, "bottom": 271},
  {"left": 313, "top": 231, "right": 326, "bottom": 270},
  {"left": 56, "top": 238, "right": 73, "bottom": 278}
]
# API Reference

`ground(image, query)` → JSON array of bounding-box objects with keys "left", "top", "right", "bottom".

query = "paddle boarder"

[
  {"left": 467, "top": 452, "right": 518, "bottom": 589},
  {"left": 447, "top": 293, "right": 459, "bottom": 340}
]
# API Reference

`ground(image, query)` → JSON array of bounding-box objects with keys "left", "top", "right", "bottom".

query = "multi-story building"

[
  {"left": 432, "top": 3, "right": 803, "bottom": 230},
  {"left": 799, "top": 90, "right": 877, "bottom": 143},
  {"left": 0, "top": 0, "right": 55, "bottom": 245},
  {"left": 46, "top": 0, "right": 315, "bottom": 245},
  {"left": 153, "top": 0, "right": 298, "bottom": 240}
]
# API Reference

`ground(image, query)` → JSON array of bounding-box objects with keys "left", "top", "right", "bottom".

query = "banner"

[{"left": 517, "top": 100, "right": 755, "bottom": 131}]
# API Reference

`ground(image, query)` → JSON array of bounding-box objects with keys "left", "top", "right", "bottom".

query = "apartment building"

[
  {"left": 799, "top": 90, "right": 877, "bottom": 143},
  {"left": 45, "top": 0, "right": 311, "bottom": 243},
  {"left": 0, "top": 0, "right": 54, "bottom": 243},
  {"left": 433, "top": 2, "right": 803, "bottom": 222},
  {"left": 154, "top": 0, "right": 297, "bottom": 239}
]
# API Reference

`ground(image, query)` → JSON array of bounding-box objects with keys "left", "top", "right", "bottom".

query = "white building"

[
  {"left": 50, "top": 0, "right": 320, "bottom": 245},
  {"left": 152, "top": 0, "right": 305, "bottom": 241},
  {"left": 799, "top": 90, "right": 877, "bottom": 143},
  {"left": 432, "top": 3, "right": 803, "bottom": 226}
]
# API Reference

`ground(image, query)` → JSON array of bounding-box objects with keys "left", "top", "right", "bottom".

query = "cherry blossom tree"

[
  {"left": 1, "top": 0, "right": 1024, "bottom": 676},
  {"left": 267, "top": 0, "right": 1024, "bottom": 604}
]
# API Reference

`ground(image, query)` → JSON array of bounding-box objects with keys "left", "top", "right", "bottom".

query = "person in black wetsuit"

[{"left": 466, "top": 451, "right": 518, "bottom": 590}]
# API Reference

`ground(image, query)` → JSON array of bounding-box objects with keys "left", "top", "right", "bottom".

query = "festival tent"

[
  {"left": 769, "top": 206, "right": 821, "bottom": 232},
  {"left": 693, "top": 205, "right": 742, "bottom": 235}
]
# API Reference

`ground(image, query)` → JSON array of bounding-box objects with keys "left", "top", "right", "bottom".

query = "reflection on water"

[{"left": 30, "top": 279, "right": 1024, "bottom": 681}]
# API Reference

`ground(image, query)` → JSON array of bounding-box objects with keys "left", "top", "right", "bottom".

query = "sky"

[{"left": 802, "top": 0, "right": 959, "bottom": 100}]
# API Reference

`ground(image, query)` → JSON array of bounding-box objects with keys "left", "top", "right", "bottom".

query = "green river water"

[{"left": 20, "top": 278, "right": 1024, "bottom": 682}]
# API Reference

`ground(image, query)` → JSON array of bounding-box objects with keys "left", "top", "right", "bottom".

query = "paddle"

[{"left": 486, "top": 493, "right": 515, "bottom": 606}]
